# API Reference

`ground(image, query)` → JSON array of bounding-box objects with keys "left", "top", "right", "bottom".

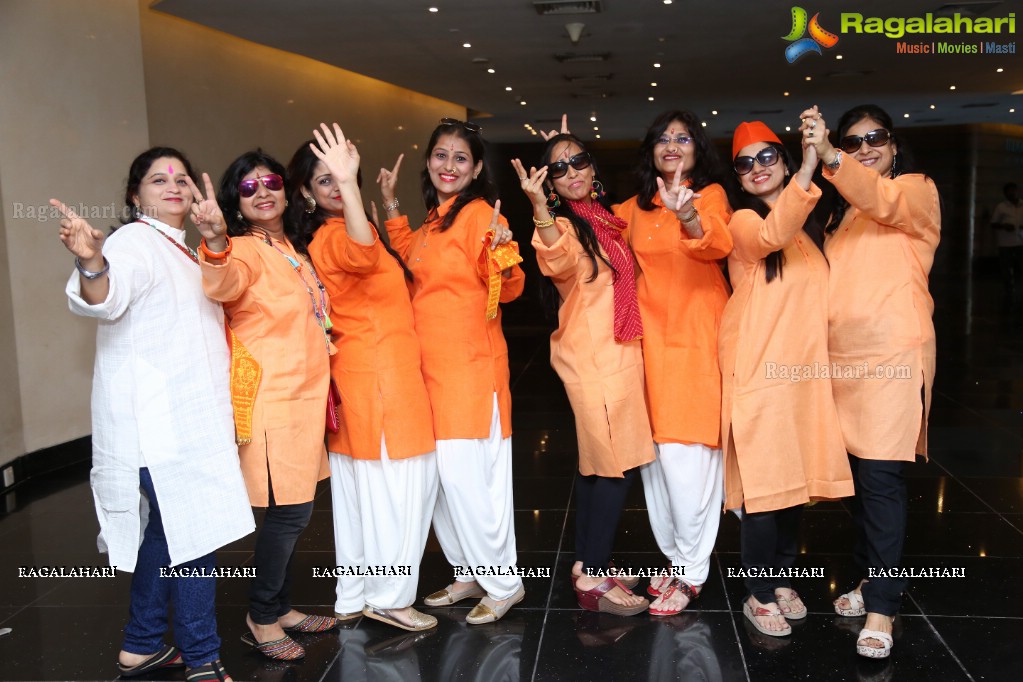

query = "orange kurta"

[
  {"left": 616, "top": 183, "right": 733, "bottom": 447},
  {"left": 824, "top": 159, "right": 940, "bottom": 461},
  {"left": 201, "top": 235, "right": 330, "bottom": 506},
  {"left": 719, "top": 181, "right": 853, "bottom": 513},
  {"left": 308, "top": 218, "right": 435, "bottom": 461},
  {"left": 386, "top": 197, "right": 525, "bottom": 440},
  {"left": 533, "top": 219, "right": 655, "bottom": 477}
]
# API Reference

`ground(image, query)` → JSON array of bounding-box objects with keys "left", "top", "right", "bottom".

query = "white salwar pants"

[
  {"left": 640, "top": 442, "right": 723, "bottom": 585},
  {"left": 431, "top": 394, "right": 522, "bottom": 600},
  {"left": 329, "top": 439, "right": 438, "bottom": 613}
]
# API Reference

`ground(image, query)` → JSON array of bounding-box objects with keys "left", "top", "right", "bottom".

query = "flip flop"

[
  {"left": 423, "top": 582, "right": 487, "bottom": 607},
  {"left": 743, "top": 599, "right": 792, "bottom": 637},
  {"left": 775, "top": 589, "right": 808, "bottom": 620},
  {"left": 240, "top": 632, "right": 305, "bottom": 661},
  {"left": 185, "top": 658, "right": 232, "bottom": 682},
  {"left": 856, "top": 628, "right": 893, "bottom": 659},
  {"left": 466, "top": 586, "right": 526, "bottom": 624},
  {"left": 834, "top": 589, "right": 866, "bottom": 617},
  {"left": 649, "top": 579, "right": 700, "bottom": 617},
  {"left": 362, "top": 606, "right": 438, "bottom": 632},
  {"left": 117, "top": 644, "right": 184, "bottom": 677},
  {"left": 282, "top": 614, "right": 340, "bottom": 633}
]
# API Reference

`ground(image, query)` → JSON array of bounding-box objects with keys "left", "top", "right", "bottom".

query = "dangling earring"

[
  {"left": 303, "top": 195, "right": 317, "bottom": 214},
  {"left": 590, "top": 179, "right": 605, "bottom": 201},
  {"left": 546, "top": 190, "right": 561, "bottom": 210},
  {"left": 236, "top": 210, "right": 245, "bottom": 223},
  {"left": 890, "top": 152, "right": 899, "bottom": 178}
]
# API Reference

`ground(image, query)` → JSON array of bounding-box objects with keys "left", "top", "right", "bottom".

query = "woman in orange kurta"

[
  {"left": 289, "top": 125, "right": 439, "bottom": 633},
  {"left": 195, "top": 150, "right": 337, "bottom": 661},
  {"left": 513, "top": 133, "right": 653, "bottom": 617},
  {"left": 720, "top": 120, "right": 854, "bottom": 638},
  {"left": 807, "top": 104, "right": 940, "bottom": 659},
  {"left": 384, "top": 119, "right": 526, "bottom": 625},
  {"left": 614, "top": 110, "right": 733, "bottom": 614}
]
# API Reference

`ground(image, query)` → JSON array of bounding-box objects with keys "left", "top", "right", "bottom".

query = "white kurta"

[{"left": 66, "top": 217, "right": 254, "bottom": 572}]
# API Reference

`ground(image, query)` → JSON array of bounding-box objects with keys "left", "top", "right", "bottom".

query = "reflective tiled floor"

[{"left": 2, "top": 273, "right": 1021, "bottom": 681}]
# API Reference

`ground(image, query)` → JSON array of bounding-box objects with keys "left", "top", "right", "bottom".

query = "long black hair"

[
  {"left": 540, "top": 134, "right": 616, "bottom": 315},
  {"left": 726, "top": 143, "right": 823, "bottom": 283},
  {"left": 118, "top": 146, "right": 197, "bottom": 228},
  {"left": 218, "top": 149, "right": 305, "bottom": 253},
  {"left": 420, "top": 121, "right": 498, "bottom": 231},
  {"left": 636, "top": 110, "right": 725, "bottom": 211},
  {"left": 285, "top": 142, "right": 413, "bottom": 281},
  {"left": 823, "top": 104, "right": 921, "bottom": 234}
]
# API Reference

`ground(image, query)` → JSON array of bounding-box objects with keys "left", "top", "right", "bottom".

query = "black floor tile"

[
  {"left": 954, "top": 476, "right": 1023, "bottom": 513},
  {"left": 928, "top": 615, "right": 1023, "bottom": 682}
]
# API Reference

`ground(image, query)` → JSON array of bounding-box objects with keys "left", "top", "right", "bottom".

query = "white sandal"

[
  {"left": 856, "top": 628, "right": 893, "bottom": 659},
  {"left": 834, "top": 589, "right": 866, "bottom": 617}
]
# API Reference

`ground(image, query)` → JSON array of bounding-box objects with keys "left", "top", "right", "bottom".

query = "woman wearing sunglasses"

[
  {"left": 512, "top": 133, "right": 654, "bottom": 616},
  {"left": 614, "top": 111, "right": 732, "bottom": 615},
  {"left": 290, "top": 126, "right": 439, "bottom": 633},
  {"left": 720, "top": 121, "right": 853, "bottom": 638},
  {"left": 383, "top": 119, "right": 526, "bottom": 624},
  {"left": 56, "top": 148, "right": 254, "bottom": 682},
  {"left": 195, "top": 149, "right": 340, "bottom": 661},
  {"left": 806, "top": 104, "right": 940, "bottom": 659}
]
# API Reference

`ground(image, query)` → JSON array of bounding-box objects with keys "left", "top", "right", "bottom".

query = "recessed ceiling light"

[
  {"left": 997, "top": 67, "right": 1004, "bottom": 73},
  {"left": 701, "top": 122, "right": 707, "bottom": 127},
  {"left": 836, "top": 54, "right": 843, "bottom": 60},
  {"left": 505, "top": 86, "right": 513, "bottom": 91},
  {"left": 930, "top": 104, "right": 936, "bottom": 109},
  {"left": 463, "top": 43, "right": 471, "bottom": 48},
  {"left": 487, "top": 68, "right": 495, "bottom": 74},
  {"left": 783, "top": 91, "right": 790, "bottom": 96},
  {"left": 429, "top": 7, "right": 438, "bottom": 12},
  {"left": 950, "top": 85, "right": 956, "bottom": 90},
  {"left": 805, "top": 76, "right": 812, "bottom": 81},
  {"left": 590, "top": 115, "right": 597, "bottom": 121},
  {"left": 650, "top": 82, "right": 657, "bottom": 87},
  {"left": 711, "top": 110, "right": 718, "bottom": 115},
  {"left": 663, "top": 0, "right": 672, "bottom": 4},
  {"left": 1011, "top": 108, "right": 1016, "bottom": 113},
  {"left": 523, "top": 124, "right": 530, "bottom": 128},
  {"left": 785, "top": 126, "right": 792, "bottom": 131},
  {"left": 903, "top": 113, "right": 910, "bottom": 118},
  {"left": 596, "top": 134, "right": 602, "bottom": 139},
  {"left": 653, "top": 62, "right": 661, "bottom": 68},
  {"left": 648, "top": 96, "right": 655, "bottom": 101},
  {"left": 593, "top": 126, "right": 599, "bottom": 130},
  {"left": 520, "top": 101, "right": 527, "bottom": 105}
]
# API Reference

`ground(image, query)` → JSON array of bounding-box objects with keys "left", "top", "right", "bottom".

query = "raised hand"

[
  {"left": 799, "top": 105, "right": 834, "bottom": 163},
  {"left": 52, "top": 199, "right": 104, "bottom": 263},
  {"left": 311, "top": 122, "right": 360, "bottom": 186},
  {"left": 656, "top": 165, "right": 698, "bottom": 214},
  {"left": 486, "top": 199, "right": 512, "bottom": 251},
  {"left": 184, "top": 173, "right": 226, "bottom": 245},
  {"left": 540, "top": 114, "right": 571, "bottom": 142},
  {"left": 377, "top": 153, "right": 403, "bottom": 210},
  {"left": 511, "top": 158, "right": 549, "bottom": 209}
]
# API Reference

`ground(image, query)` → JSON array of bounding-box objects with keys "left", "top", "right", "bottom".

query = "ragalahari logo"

[{"left": 783, "top": 7, "right": 839, "bottom": 62}]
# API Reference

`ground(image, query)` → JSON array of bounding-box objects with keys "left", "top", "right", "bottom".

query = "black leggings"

[
  {"left": 740, "top": 504, "right": 802, "bottom": 605},
  {"left": 249, "top": 485, "right": 314, "bottom": 625},
  {"left": 575, "top": 468, "right": 637, "bottom": 574},
  {"left": 849, "top": 455, "right": 908, "bottom": 616}
]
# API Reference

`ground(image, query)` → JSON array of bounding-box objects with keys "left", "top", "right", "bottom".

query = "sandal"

[
  {"left": 743, "top": 599, "right": 792, "bottom": 637},
  {"left": 283, "top": 613, "right": 340, "bottom": 633},
  {"left": 608, "top": 560, "right": 640, "bottom": 590},
  {"left": 835, "top": 589, "right": 866, "bottom": 617},
  {"left": 649, "top": 578, "right": 700, "bottom": 617},
  {"left": 856, "top": 628, "right": 893, "bottom": 659},
  {"left": 240, "top": 632, "right": 305, "bottom": 661},
  {"left": 117, "top": 644, "right": 184, "bottom": 677},
  {"left": 334, "top": 610, "right": 364, "bottom": 622},
  {"left": 576, "top": 577, "right": 649, "bottom": 616},
  {"left": 423, "top": 582, "right": 486, "bottom": 607},
  {"left": 185, "top": 659, "right": 232, "bottom": 682},
  {"left": 466, "top": 586, "right": 526, "bottom": 624},
  {"left": 774, "top": 588, "right": 808, "bottom": 620},
  {"left": 362, "top": 606, "right": 438, "bottom": 632},
  {"left": 647, "top": 573, "right": 673, "bottom": 598}
]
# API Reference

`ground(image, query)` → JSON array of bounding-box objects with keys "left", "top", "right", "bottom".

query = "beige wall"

[
  {"left": 0, "top": 0, "right": 464, "bottom": 466},
  {"left": 140, "top": 6, "right": 464, "bottom": 228},
  {"left": 0, "top": 0, "right": 151, "bottom": 464}
]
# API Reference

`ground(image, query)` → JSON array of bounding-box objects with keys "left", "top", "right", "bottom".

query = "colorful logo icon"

[{"left": 783, "top": 7, "right": 839, "bottom": 63}]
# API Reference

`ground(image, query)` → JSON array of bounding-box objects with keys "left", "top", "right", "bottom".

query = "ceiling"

[{"left": 153, "top": 0, "right": 1022, "bottom": 142}]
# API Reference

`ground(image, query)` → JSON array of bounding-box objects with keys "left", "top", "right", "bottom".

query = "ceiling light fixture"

[
  {"left": 997, "top": 67, "right": 1004, "bottom": 72},
  {"left": 648, "top": 96, "right": 655, "bottom": 101},
  {"left": 429, "top": 7, "right": 439, "bottom": 12},
  {"left": 950, "top": 85, "right": 956, "bottom": 90},
  {"left": 590, "top": 115, "right": 597, "bottom": 121},
  {"left": 653, "top": 62, "right": 661, "bottom": 68},
  {"left": 487, "top": 68, "right": 495, "bottom": 73},
  {"left": 463, "top": 43, "right": 471, "bottom": 48},
  {"left": 711, "top": 110, "right": 718, "bottom": 115},
  {"left": 506, "top": 86, "right": 513, "bottom": 91}
]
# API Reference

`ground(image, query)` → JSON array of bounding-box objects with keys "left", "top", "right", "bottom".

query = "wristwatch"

[{"left": 826, "top": 150, "right": 843, "bottom": 171}]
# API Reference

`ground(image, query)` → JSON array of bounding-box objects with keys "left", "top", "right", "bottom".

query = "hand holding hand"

[
  {"left": 52, "top": 199, "right": 104, "bottom": 264},
  {"left": 799, "top": 105, "right": 835, "bottom": 164}
]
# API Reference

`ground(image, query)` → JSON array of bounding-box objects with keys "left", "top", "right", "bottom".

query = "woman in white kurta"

[{"left": 58, "top": 147, "right": 253, "bottom": 681}]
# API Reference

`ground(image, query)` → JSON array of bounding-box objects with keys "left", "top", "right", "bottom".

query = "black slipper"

[{"left": 117, "top": 644, "right": 184, "bottom": 677}]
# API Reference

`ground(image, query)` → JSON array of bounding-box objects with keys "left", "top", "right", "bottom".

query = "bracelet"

[
  {"left": 533, "top": 214, "right": 556, "bottom": 229},
  {"left": 199, "top": 236, "right": 232, "bottom": 259},
  {"left": 383, "top": 198, "right": 400, "bottom": 212},
  {"left": 679, "top": 207, "right": 699, "bottom": 223},
  {"left": 75, "top": 256, "right": 109, "bottom": 280},
  {"left": 825, "top": 150, "right": 843, "bottom": 171}
]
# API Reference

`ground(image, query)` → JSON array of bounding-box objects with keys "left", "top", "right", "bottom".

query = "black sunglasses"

[
  {"left": 440, "top": 117, "right": 483, "bottom": 134},
  {"left": 733, "top": 147, "right": 780, "bottom": 176},
  {"left": 547, "top": 152, "right": 593, "bottom": 179},
  {"left": 839, "top": 128, "right": 891, "bottom": 154}
]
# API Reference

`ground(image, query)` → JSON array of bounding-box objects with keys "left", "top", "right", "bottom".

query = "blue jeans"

[{"left": 122, "top": 468, "right": 220, "bottom": 668}]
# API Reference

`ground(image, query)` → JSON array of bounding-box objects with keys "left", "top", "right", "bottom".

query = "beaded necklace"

[
  {"left": 138, "top": 218, "right": 198, "bottom": 264},
  {"left": 259, "top": 232, "right": 333, "bottom": 354}
]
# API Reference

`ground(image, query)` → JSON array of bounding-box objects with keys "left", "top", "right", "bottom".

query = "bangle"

[
  {"left": 199, "top": 237, "right": 232, "bottom": 259},
  {"left": 826, "top": 150, "right": 843, "bottom": 171},
  {"left": 75, "top": 256, "right": 109, "bottom": 280},
  {"left": 383, "top": 198, "right": 400, "bottom": 212},
  {"left": 533, "top": 214, "right": 555, "bottom": 229},
  {"left": 679, "top": 207, "right": 699, "bottom": 223}
]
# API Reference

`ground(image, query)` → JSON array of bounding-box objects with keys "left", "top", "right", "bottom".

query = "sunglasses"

[
  {"left": 547, "top": 152, "right": 593, "bottom": 179},
  {"left": 440, "top": 117, "right": 483, "bottom": 134},
  {"left": 238, "top": 173, "right": 284, "bottom": 198},
  {"left": 733, "top": 147, "right": 780, "bottom": 175},
  {"left": 839, "top": 128, "right": 891, "bottom": 154},
  {"left": 655, "top": 134, "right": 693, "bottom": 147}
]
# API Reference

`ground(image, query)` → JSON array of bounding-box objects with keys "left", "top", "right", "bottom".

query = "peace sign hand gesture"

[
  {"left": 656, "top": 166, "right": 703, "bottom": 238},
  {"left": 52, "top": 199, "right": 104, "bottom": 263},
  {"left": 184, "top": 173, "right": 227, "bottom": 249}
]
